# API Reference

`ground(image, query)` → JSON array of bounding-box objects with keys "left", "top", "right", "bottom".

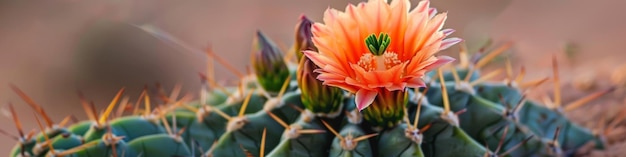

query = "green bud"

[
  {"left": 362, "top": 89, "right": 408, "bottom": 129},
  {"left": 294, "top": 15, "right": 317, "bottom": 61},
  {"left": 297, "top": 55, "right": 344, "bottom": 117},
  {"left": 251, "top": 30, "right": 290, "bottom": 95}
]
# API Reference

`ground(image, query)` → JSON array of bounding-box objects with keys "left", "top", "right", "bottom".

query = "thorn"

[
  {"left": 207, "top": 51, "right": 216, "bottom": 89},
  {"left": 353, "top": 133, "right": 379, "bottom": 142},
  {"left": 192, "top": 139, "right": 205, "bottom": 156},
  {"left": 99, "top": 88, "right": 125, "bottom": 125},
  {"left": 320, "top": 120, "right": 344, "bottom": 141},
  {"left": 459, "top": 41, "right": 469, "bottom": 69},
  {"left": 154, "top": 83, "right": 171, "bottom": 103},
  {"left": 90, "top": 101, "right": 100, "bottom": 125},
  {"left": 514, "top": 66, "right": 526, "bottom": 85},
  {"left": 260, "top": 128, "right": 267, "bottom": 157},
  {"left": 238, "top": 82, "right": 244, "bottom": 99},
  {"left": 169, "top": 83, "right": 183, "bottom": 104},
  {"left": 173, "top": 111, "right": 178, "bottom": 135},
  {"left": 553, "top": 126, "right": 561, "bottom": 143},
  {"left": 143, "top": 90, "right": 152, "bottom": 118},
  {"left": 55, "top": 140, "right": 100, "bottom": 156},
  {"left": 499, "top": 135, "right": 534, "bottom": 156},
  {"left": 116, "top": 96, "right": 130, "bottom": 118},
  {"left": 475, "top": 42, "right": 512, "bottom": 69},
  {"left": 542, "top": 95, "right": 555, "bottom": 109},
  {"left": 132, "top": 87, "right": 147, "bottom": 115},
  {"left": 298, "top": 129, "right": 327, "bottom": 134},
  {"left": 454, "top": 108, "right": 468, "bottom": 115},
  {"left": 437, "top": 68, "right": 451, "bottom": 115},
  {"left": 413, "top": 87, "right": 428, "bottom": 128},
  {"left": 277, "top": 75, "right": 292, "bottom": 99},
  {"left": 33, "top": 111, "right": 55, "bottom": 154},
  {"left": 469, "top": 69, "right": 503, "bottom": 86},
  {"left": 494, "top": 126, "right": 510, "bottom": 154},
  {"left": 505, "top": 57, "right": 513, "bottom": 82},
  {"left": 450, "top": 67, "right": 461, "bottom": 85},
  {"left": 239, "top": 91, "right": 254, "bottom": 117},
  {"left": 110, "top": 125, "right": 118, "bottom": 157},
  {"left": 10, "top": 85, "right": 54, "bottom": 128},
  {"left": 519, "top": 77, "right": 550, "bottom": 89},
  {"left": 512, "top": 95, "right": 528, "bottom": 116},
  {"left": 607, "top": 107, "right": 626, "bottom": 134},
  {"left": 207, "top": 105, "right": 232, "bottom": 121},
  {"left": 199, "top": 73, "right": 233, "bottom": 97},
  {"left": 77, "top": 91, "right": 97, "bottom": 122},
  {"left": 497, "top": 94, "right": 512, "bottom": 109},
  {"left": 0, "top": 128, "right": 18, "bottom": 141},
  {"left": 176, "top": 127, "right": 187, "bottom": 138},
  {"left": 204, "top": 45, "right": 245, "bottom": 80},
  {"left": 7, "top": 103, "right": 25, "bottom": 138},
  {"left": 464, "top": 42, "right": 512, "bottom": 82},
  {"left": 596, "top": 112, "right": 608, "bottom": 137},
  {"left": 159, "top": 109, "right": 173, "bottom": 135},
  {"left": 204, "top": 140, "right": 219, "bottom": 157},
  {"left": 564, "top": 87, "right": 616, "bottom": 112},
  {"left": 265, "top": 110, "right": 289, "bottom": 128},
  {"left": 552, "top": 55, "right": 562, "bottom": 108},
  {"left": 419, "top": 123, "right": 433, "bottom": 132},
  {"left": 58, "top": 115, "right": 73, "bottom": 128},
  {"left": 288, "top": 104, "right": 304, "bottom": 113}
]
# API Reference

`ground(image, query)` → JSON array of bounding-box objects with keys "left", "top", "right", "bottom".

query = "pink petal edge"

[
  {"left": 355, "top": 89, "right": 378, "bottom": 111},
  {"left": 422, "top": 55, "right": 456, "bottom": 71}
]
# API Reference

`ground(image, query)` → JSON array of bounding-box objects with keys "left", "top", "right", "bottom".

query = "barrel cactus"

[{"left": 5, "top": 0, "right": 612, "bottom": 156}]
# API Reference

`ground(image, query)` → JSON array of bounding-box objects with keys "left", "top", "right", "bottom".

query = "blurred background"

[{"left": 1, "top": 0, "right": 625, "bottom": 153}]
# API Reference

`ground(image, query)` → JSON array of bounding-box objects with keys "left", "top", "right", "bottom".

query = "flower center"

[
  {"left": 358, "top": 32, "right": 401, "bottom": 72},
  {"left": 357, "top": 52, "right": 402, "bottom": 72}
]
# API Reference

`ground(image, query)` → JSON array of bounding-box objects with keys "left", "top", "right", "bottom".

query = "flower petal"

[
  {"left": 422, "top": 55, "right": 455, "bottom": 71},
  {"left": 440, "top": 37, "right": 463, "bottom": 51},
  {"left": 355, "top": 89, "right": 378, "bottom": 111},
  {"left": 442, "top": 28, "right": 455, "bottom": 36},
  {"left": 428, "top": 8, "right": 437, "bottom": 19},
  {"left": 407, "top": 77, "right": 427, "bottom": 88}
]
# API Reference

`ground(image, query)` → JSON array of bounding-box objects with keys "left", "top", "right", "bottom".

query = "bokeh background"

[{"left": 1, "top": 0, "right": 625, "bottom": 154}]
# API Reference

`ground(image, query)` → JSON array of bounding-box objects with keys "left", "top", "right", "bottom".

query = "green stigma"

[{"left": 365, "top": 32, "right": 391, "bottom": 56}]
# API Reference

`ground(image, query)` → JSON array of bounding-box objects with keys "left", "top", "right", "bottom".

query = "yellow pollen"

[{"left": 357, "top": 52, "right": 402, "bottom": 72}]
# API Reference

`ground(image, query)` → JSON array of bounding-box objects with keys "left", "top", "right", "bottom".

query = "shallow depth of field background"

[{"left": 1, "top": 0, "right": 625, "bottom": 153}]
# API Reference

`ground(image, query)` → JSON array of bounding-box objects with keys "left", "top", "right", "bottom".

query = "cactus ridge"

[{"left": 5, "top": 19, "right": 610, "bottom": 157}]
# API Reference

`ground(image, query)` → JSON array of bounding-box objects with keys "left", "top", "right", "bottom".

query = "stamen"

[
  {"left": 357, "top": 53, "right": 375, "bottom": 71},
  {"left": 357, "top": 52, "right": 402, "bottom": 72}
]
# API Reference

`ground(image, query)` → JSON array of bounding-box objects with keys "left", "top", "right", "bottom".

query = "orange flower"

[{"left": 303, "top": 0, "right": 461, "bottom": 111}]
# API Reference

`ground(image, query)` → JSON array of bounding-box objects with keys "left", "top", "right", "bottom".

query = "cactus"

[{"left": 4, "top": 0, "right": 612, "bottom": 157}]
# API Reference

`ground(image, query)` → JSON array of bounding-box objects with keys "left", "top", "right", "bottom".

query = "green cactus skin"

[
  {"left": 8, "top": 57, "right": 605, "bottom": 157},
  {"left": 59, "top": 139, "right": 139, "bottom": 157},
  {"left": 7, "top": 26, "right": 606, "bottom": 157},
  {"left": 328, "top": 123, "right": 374, "bottom": 157},
  {"left": 127, "top": 134, "right": 192, "bottom": 156},
  {"left": 474, "top": 83, "right": 603, "bottom": 153},
  {"left": 67, "top": 121, "right": 93, "bottom": 136},
  {"left": 377, "top": 124, "right": 424, "bottom": 157},
  {"left": 266, "top": 115, "right": 332, "bottom": 157}
]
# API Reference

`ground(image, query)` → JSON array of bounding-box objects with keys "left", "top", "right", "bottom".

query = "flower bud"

[
  {"left": 297, "top": 55, "right": 344, "bottom": 117},
  {"left": 251, "top": 30, "right": 290, "bottom": 94},
  {"left": 361, "top": 88, "right": 408, "bottom": 129},
  {"left": 294, "top": 15, "right": 317, "bottom": 61}
]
